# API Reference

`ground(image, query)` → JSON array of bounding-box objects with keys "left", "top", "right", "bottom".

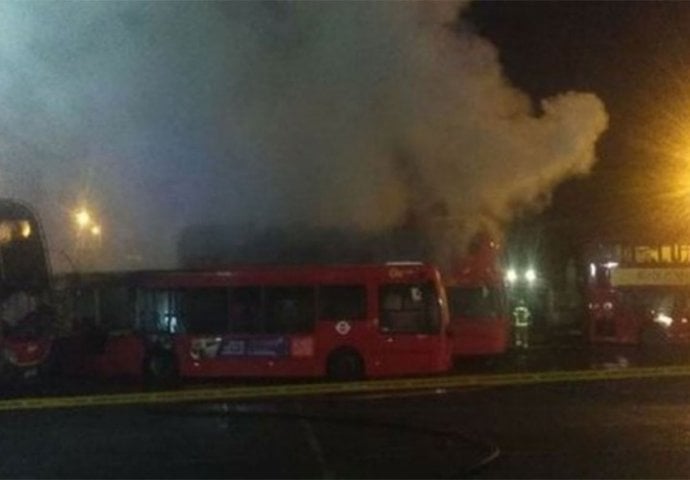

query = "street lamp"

[
  {"left": 71, "top": 207, "right": 104, "bottom": 272},
  {"left": 75, "top": 209, "right": 92, "bottom": 229}
]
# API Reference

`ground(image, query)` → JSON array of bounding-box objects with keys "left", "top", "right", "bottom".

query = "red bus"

[
  {"left": 587, "top": 242, "right": 690, "bottom": 346},
  {"left": 444, "top": 235, "right": 510, "bottom": 357},
  {"left": 53, "top": 271, "right": 143, "bottom": 378},
  {"left": 0, "top": 199, "right": 53, "bottom": 380},
  {"left": 56, "top": 263, "right": 452, "bottom": 382}
]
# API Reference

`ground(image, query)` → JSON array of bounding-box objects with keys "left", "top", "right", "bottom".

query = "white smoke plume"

[{"left": 0, "top": 2, "right": 607, "bottom": 271}]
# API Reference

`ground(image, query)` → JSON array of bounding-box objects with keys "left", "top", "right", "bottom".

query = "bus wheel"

[
  {"left": 326, "top": 349, "right": 364, "bottom": 381},
  {"left": 144, "top": 351, "right": 179, "bottom": 387}
]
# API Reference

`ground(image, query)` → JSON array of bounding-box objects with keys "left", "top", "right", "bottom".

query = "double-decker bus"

[
  {"left": 444, "top": 235, "right": 510, "bottom": 357},
  {"left": 587, "top": 242, "right": 690, "bottom": 345},
  {"left": 56, "top": 263, "right": 452, "bottom": 382},
  {"left": 0, "top": 199, "right": 53, "bottom": 380}
]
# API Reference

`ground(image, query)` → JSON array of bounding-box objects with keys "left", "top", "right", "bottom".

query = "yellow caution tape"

[{"left": 3, "top": 365, "right": 690, "bottom": 412}]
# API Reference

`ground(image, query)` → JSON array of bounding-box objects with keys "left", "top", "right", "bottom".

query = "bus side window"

[
  {"left": 228, "top": 287, "right": 262, "bottom": 334},
  {"left": 181, "top": 288, "right": 228, "bottom": 335},
  {"left": 74, "top": 287, "right": 98, "bottom": 330},
  {"left": 99, "top": 286, "right": 134, "bottom": 332},
  {"left": 318, "top": 285, "right": 366, "bottom": 321},
  {"left": 137, "top": 289, "right": 182, "bottom": 334},
  {"left": 265, "top": 287, "right": 315, "bottom": 334},
  {"left": 136, "top": 290, "right": 155, "bottom": 333}
]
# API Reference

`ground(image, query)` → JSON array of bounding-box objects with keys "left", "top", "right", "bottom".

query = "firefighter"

[{"left": 513, "top": 299, "right": 531, "bottom": 348}]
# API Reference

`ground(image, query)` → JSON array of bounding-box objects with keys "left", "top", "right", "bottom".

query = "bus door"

[
  {"left": 63, "top": 286, "right": 104, "bottom": 372},
  {"left": 96, "top": 285, "right": 142, "bottom": 376},
  {"left": 136, "top": 287, "right": 225, "bottom": 379},
  {"left": 376, "top": 282, "right": 445, "bottom": 374}
]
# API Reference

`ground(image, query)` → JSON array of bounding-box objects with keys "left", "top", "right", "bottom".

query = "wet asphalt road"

[{"left": 5, "top": 344, "right": 690, "bottom": 478}]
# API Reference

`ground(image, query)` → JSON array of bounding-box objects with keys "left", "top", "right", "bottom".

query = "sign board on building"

[
  {"left": 610, "top": 244, "right": 690, "bottom": 265},
  {"left": 611, "top": 268, "right": 690, "bottom": 287}
]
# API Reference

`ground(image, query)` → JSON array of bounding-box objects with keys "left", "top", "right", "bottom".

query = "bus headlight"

[
  {"left": 654, "top": 313, "right": 673, "bottom": 327},
  {"left": 525, "top": 268, "right": 537, "bottom": 284}
]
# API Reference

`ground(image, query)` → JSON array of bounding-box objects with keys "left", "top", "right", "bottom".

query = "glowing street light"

[
  {"left": 71, "top": 207, "right": 104, "bottom": 271},
  {"left": 506, "top": 269, "right": 518, "bottom": 284},
  {"left": 75, "top": 209, "right": 92, "bottom": 229},
  {"left": 525, "top": 268, "right": 537, "bottom": 284}
]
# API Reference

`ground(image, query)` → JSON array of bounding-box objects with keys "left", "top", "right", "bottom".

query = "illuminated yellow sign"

[
  {"left": 611, "top": 268, "right": 690, "bottom": 286},
  {"left": 610, "top": 244, "right": 690, "bottom": 265}
]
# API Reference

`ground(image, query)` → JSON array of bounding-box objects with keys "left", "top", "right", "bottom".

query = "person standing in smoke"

[{"left": 513, "top": 299, "right": 531, "bottom": 348}]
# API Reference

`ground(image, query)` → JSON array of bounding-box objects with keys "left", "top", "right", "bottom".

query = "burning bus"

[{"left": 445, "top": 234, "right": 510, "bottom": 357}]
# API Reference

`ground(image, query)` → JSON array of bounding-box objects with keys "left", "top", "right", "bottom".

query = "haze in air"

[{"left": 0, "top": 2, "right": 607, "bottom": 270}]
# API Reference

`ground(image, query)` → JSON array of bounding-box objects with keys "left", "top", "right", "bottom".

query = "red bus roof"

[
  {"left": 66, "top": 264, "right": 442, "bottom": 289},
  {"left": 445, "top": 236, "right": 503, "bottom": 287}
]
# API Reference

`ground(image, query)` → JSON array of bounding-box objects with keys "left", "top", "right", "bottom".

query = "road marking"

[
  {"left": 3, "top": 365, "right": 690, "bottom": 412},
  {"left": 294, "top": 400, "right": 334, "bottom": 479},
  {"left": 346, "top": 387, "right": 458, "bottom": 401}
]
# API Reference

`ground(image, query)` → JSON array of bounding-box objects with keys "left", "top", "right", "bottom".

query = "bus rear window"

[
  {"left": 265, "top": 287, "right": 315, "bottom": 334},
  {"left": 379, "top": 283, "right": 440, "bottom": 333},
  {"left": 447, "top": 286, "right": 503, "bottom": 320}
]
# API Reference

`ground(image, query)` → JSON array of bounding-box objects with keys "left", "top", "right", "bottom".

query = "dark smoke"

[{"left": 177, "top": 224, "right": 433, "bottom": 268}]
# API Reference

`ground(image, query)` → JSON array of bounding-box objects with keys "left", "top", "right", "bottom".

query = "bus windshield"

[
  {"left": 0, "top": 217, "right": 48, "bottom": 294},
  {"left": 379, "top": 282, "right": 441, "bottom": 334},
  {"left": 447, "top": 286, "right": 503, "bottom": 320}
]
